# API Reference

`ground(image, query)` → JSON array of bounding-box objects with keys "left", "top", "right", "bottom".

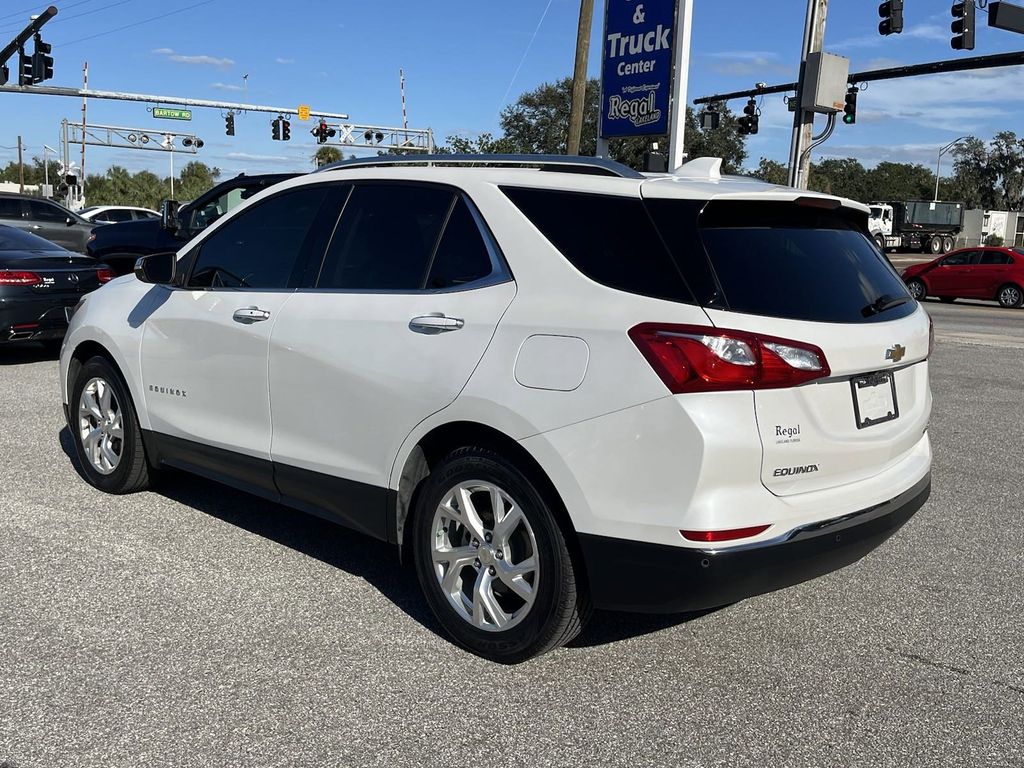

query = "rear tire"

[
  {"left": 906, "top": 279, "right": 926, "bottom": 301},
  {"left": 69, "top": 355, "right": 151, "bottom": 494},
  {"left": 941, "top": 236, "right": 955, "bottom": 254},
  {"left": 873, "top": 234, "right": 885, "bottom": 252},
  {"left": 997, "top": 283, "right": 1023, "bottom": 308},
  {"left": 412, "top": 446, "right": 589, "bottom": 663}
]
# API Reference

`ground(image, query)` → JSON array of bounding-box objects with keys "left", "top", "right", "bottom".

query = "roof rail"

[{"left": 313, "top": 153, "right": 645, "bottom": 180}]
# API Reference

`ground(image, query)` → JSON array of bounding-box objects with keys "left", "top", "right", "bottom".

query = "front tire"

[
  {"left": 69, "top": 355, "right": 152, "bottom": 493},
  {"left": 906, "top": 278, "right": 926, "bottom": 301},
  {"left": 928, "top": 236, "right": 943, "bottom": 255},
  {"left": 997, "top": 283, "right": 1023, "bottom": 308},
  {"left": 412, "top": 447, "right": 588, "bottom": 663}
]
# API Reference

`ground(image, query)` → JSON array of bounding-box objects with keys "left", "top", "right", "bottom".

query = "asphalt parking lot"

[{"left": 1, "top": 301, "right": 1022, "bottom": 768}]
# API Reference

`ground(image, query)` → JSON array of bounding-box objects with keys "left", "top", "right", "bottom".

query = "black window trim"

[{"left": 304, "top": 179, "right": 513, "bottom": 295}]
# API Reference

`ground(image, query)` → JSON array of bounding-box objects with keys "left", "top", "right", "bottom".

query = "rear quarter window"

[{"left": 501, "top": 187, "right": 695, "bottom": 304}]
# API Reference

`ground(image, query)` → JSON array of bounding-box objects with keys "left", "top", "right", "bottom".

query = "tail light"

[
  {"left": 629, "top": 323, "right": 830, "bottom": 393},
  {"left": 0, "top": 270, "right": 42, "bottom": 286},
  {"left": 96, "top": 267, "right": 114, "bottom": 283}
]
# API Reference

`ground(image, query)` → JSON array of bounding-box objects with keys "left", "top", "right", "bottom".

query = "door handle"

[
  {"left": 232, "top": 306, "right": 271, "bottom": 324},
  {"left": 409, "top": 313, "right": 464, "bottom": 334}
]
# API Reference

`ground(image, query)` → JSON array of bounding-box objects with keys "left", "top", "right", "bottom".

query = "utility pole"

[
  {"left": 17, "top": 135, "right": 24, "bottom": 193},
  {"left": 80, "top": 61, "right": 88, "bottom": 184},
  {"left": 787, "top": 0, "right": 829, "bottom": 188},
  {"left": 567, "top": 0, "right": 594, "bottom": 155}
]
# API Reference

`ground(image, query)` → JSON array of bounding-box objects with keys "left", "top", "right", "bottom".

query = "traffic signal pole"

[
  {"left": 787, "top": 0, "right": 829, "bottom": 189},
  {"left": 0, "top": 83, "right": 350, "bottom": 121}
]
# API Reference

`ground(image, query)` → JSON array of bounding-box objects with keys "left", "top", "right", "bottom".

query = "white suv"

[{"left": 59, "top": 155, "right": 932, "bottom": 662}]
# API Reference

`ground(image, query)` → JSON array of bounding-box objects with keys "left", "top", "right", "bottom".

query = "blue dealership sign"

[{"left": 600, "top": 0, "right": 676, "bottom": 138}]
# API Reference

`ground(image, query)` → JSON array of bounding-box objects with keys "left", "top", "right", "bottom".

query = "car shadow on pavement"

[
  {"left": 57, "top": 426, "right": 708, "bottom": 651},
  {"left": 0, "top": 343, "right": 59, "bottom": 365}
]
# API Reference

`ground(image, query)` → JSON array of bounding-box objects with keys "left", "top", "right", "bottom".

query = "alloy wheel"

[
  {"left": 430, "top": 480, "right": 539, "bottom": 631},
  {"left": 77, "top": 377, "right": 124, "bottom": 475},
  {"left": 999, "top": 285, "right": 1022, "bottom": 308}
]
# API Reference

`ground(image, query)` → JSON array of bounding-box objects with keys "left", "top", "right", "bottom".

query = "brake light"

[
  {"left": 96, "top": 267, "right": 114, "bottom": 283},
  {"left": 0, "top": 270, "right": 42, "bottom": 286},
  {"left": 681, "top": 524, "right": 771, "bottom": 542},
  {"left": 629, "top": 323, "right": 830, "bottom": 393}
]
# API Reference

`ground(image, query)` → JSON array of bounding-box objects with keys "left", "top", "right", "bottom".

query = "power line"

[
  {"left": 498, "top": 0, "right": 555, "bottom": 114},
  {"left": 0, "top": 0, "right": 98, "bottom": 27},
  {"left": 56, "top": 0, "right": 217, "bottom": 47}
]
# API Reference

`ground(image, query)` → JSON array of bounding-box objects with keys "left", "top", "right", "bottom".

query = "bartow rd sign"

[
  {"left": 152, "top": 107, "right": 192, "bottom": 121},
  {"left": 600, "top": 0, "right": 675, "bottom": 138}
]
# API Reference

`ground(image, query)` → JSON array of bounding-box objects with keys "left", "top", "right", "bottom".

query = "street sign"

[
  {"left": 297, "top": 104, "right": 311, "bottom": 121},
  {"left": 599, "top": 0, "right": 676, "bottom": 138},
  {"left": 153, "top": 107, "right": 192, "bottom": 121}
]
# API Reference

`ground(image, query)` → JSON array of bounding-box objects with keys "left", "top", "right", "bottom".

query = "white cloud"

[
  {"left": 225, "top": 152, "right": 291, "bottom": 162},
  {"left": 705, "top": 50, "right": 793, "bottom": 77},
  {"left": 275, "top": 57, "right": 294, "bottom": 65},
  {"left": 832, "top": 23, "right": 949, "bottom": 51},
  {"left": 210, "top": 82, "right": 244, "bottom": 92},
  {"left": 152, "top": 48, "right": 234, "bottom": 69}
]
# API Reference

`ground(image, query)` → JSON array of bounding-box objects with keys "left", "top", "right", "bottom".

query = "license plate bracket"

[{"left": 851, "top": 370, "right": 899, "bottom": 429}]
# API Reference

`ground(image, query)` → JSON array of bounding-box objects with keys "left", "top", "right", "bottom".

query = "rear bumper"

[
  {"left": 578, "top": 474, "right": 930, "bottom": 613},
  {"left": 0, "top": 294, "right": 78, "bottom": 342}
]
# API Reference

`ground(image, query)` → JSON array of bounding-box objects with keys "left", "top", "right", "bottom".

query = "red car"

[{"left": 902, "top": 246, "right": 1024, "bottom": 308}]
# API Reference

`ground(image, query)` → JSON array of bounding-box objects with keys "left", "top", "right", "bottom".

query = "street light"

[{"left": 935, "top": 136, "right": 968, "bottom": 202}]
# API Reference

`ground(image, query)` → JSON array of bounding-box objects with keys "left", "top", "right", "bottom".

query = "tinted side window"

[
  {"left": 28, "top": 200, "right": 66, "bottom": 222},
  {"left": 188, "top": 185, "right": 334, "bottom": 289},
  {"left": 942, "top": 252, "right": 969, "bottom": 266},
  {"left": 426, "top": 197, "right": 494, "bottom": 289},
  {"left": 103, "top": 209, "right": 134, "bottom": 223},
  {"left": 979, "top": 251, "right": 1010, "bottom": 265},
  {"left": 502, "top": 187, "right": 694, "bottom": 304},
  {"left": 317, "top": 184, "right": 453, "bottom": 290},
  {"left": 0, "top": 198, "right": 22, "bottom": 219}
]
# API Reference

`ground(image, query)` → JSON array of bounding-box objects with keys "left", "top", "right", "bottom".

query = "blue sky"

[{"left": 2, "top": 0, "right": 1023, "bottom": 181}]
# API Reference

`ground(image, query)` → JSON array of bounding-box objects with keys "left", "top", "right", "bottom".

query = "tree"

[
  {"left": 495, "top": 76, "right": 747, "bottom": 172},
  {"left": 865, "top": 161, "right": 934, "bottom": 202},
  {"left": 949, "top": 137, "right": 998, "bottom": 209},
  {"left": 438, "top": 132, "right": 514, "bottom": 154},
  {"left": 750, "top": 157, "right": 788, "bottom": 185},
  {"left": 808, "top": 158, "right": 870, "bottom": 201},
  {"left": 987, "top": 131, "right": 1024, "bottom": 210},
  {"left": 314, "top": 146, "right": 343, "bottom": 167}
]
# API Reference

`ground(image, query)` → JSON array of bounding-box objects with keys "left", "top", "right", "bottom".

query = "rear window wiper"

[{"left": 862, "top": 294, "right": 910, "bottom": 317}]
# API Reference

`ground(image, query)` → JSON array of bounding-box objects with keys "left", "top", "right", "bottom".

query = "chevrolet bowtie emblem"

[{"left": 885, "top": 344, "right": 906, "bottom": 363}]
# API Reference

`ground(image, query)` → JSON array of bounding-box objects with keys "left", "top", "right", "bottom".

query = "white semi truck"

[{"left": 868, "top": 201, "right": 964, "bottom": 255}]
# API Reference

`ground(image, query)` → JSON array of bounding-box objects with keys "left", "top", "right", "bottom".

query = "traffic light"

[
  {"left": 281, "top": 119, "right": 291, "bottom": 141},
  {"left": 17, "top": 49, "right": 32, "bottom": 86},
  {"left": 314, "top": 120, "right": 327, "bottom": 144},
  {"left": 843, "top": 87, "right": 858, "bottom": 125},
  {"left": 30, "top": 34, "right": 53, "bottom": 83},
  {"left": 738, "top": 98, "right": 759, "bottom": 136},
  {"left": 225, "top": 113, "right": 235, "bottom": 136},
  {"left": 878, "top": 0, "right": 904, "bottom": 35},
  {"left": 951, "top": 1, "right": 976, "bottom": 50},
  {"left": 271, "top": 117, "right": 281, "bottom": 141}
]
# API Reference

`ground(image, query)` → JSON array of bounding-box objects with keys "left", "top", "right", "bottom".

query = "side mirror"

[
  {"left": 66, "top": 216, "right": 75, "bottom": 227},
  {"left": 160, "top": 199, "right": 181, "bottom": 232},
  {"left": 134, "top": 251, "right": 177, "bottom": 285}
]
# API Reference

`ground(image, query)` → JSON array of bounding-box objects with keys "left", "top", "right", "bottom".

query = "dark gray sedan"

[{"left": 0, "top": 192, "right": 95, "bottom": 253}]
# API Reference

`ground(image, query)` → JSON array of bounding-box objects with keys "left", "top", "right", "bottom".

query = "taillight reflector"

[
  {"left": 96, "top": 267, "right": 114, "bottom": 283},
  {"left": 629, "top": 323, "right": 831, "bottom": 393},
  {"left": 0, "top": 270, "right": 42, "bottom": 286},
  {"left": 681, "top": 524, "right": 772, "bottom": 543}
]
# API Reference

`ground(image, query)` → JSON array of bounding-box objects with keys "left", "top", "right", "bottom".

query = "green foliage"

[
  {"left": 0, "top": 156, "right": 63, "bottom": 187},
  {"left": 984, "top": 233, "right": 1004, "bottom": 246},
  {"left": 83, "top": 161, "right": 220, "bottom": 208},
  {"left": 950, "top": 134, "right": 1024, "bottom": 210},
  {"left": 313, "top": 146, "right": 343, "bottom": 166},
  {"left": 749, "top": 157, "right": 788, "bottom": 185},
  {"left": 437, "top": 77, "right": 747, "bottom": 172}
]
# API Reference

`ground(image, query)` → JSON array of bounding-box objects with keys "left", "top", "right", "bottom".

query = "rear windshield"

[
  {"left": 0, "top": 226, "right": 65, "bottom": 251},
  {"left": 653, "top": 201, "right": 916, "bottom": 324}
]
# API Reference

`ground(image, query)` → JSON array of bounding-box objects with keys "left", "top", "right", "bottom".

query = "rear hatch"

[{"left": 643, "top": 192, "right": 931, "bottom": 497}]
